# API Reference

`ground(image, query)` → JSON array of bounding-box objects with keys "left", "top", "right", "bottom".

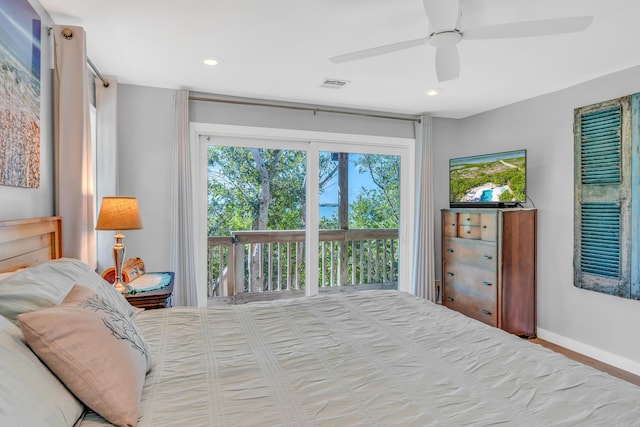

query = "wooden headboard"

[{"left": 0, "top": 216, "right": 62, "bottom": 272}]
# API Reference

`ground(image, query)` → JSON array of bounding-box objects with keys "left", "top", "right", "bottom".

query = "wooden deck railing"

[{"left": 207, "top": 229, "right": 398, "bottom": 298}]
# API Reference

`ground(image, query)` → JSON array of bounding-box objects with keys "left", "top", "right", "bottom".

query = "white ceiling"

[{"left": 39, "top": 0, "right": 640, "bottom": 119}]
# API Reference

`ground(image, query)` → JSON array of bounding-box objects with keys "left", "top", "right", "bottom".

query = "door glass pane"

[
  {"left": 318, "top": 151, "right": 400, "bottom": 289},
  {"left": 207, "top": 145, "right": 307, "bottom": 298}
]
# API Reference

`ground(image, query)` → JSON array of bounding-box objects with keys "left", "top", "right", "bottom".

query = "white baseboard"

[{"left": 537, "top": 328, "right": 640, "bottom": 376}]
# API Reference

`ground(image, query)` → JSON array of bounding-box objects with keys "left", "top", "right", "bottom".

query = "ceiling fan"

[{"left": 329, "top": 0, "right": 593, "bottom": 82}]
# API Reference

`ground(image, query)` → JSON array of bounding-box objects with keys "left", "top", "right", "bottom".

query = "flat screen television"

[{"left": 449, "top": 149, "right": 527, "bottom": 208}]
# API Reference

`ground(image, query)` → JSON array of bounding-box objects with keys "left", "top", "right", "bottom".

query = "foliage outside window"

[{"left": 206, "top": 147, "right": 400, "bottom": 293}]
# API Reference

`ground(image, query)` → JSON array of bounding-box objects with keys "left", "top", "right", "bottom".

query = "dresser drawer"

[
  {"left": 480, "top": 212, "right": 497, "bottom": 241},
  {"left": 443, "top": 238, "right": 497, "bottom": 270},
  {"left": 443, "top": 211, "right": 497, "bottom": 240},
  {"left": 442, "top": 211, "right": 458, "bottom": 237},
  {"left": 458, "top": 213, "right": 480, "bottom": 239},
  {"left": 459, "top": 213, "right": 481, "bottom": 226},
  {"left": 442, "top": 262, "right": 497, "bottom": 301},
  {"left": 458, "top": 224, "right": 481, "bottom": 239},
  {"left": 443, "top": 283, "right": 497, "bottom": 327}
]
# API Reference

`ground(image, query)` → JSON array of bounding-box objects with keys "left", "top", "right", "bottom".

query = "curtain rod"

[
  {"left": 47, "top": 27, "right": 109, "bottom": 88},
  {"left": 87, "top": 57, "right": 109, "bottom": 88},
  {"left": 189, "top": 95, "right": 421, "bottom": 123}
]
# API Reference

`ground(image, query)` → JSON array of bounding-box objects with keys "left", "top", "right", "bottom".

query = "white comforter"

[{"left": 78, "top": 290, "right": 640, "bottom": 426}]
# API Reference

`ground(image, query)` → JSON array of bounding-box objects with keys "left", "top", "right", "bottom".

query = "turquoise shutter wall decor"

[
  {"left": 580, "top": 107, "right": 621, "bottom": 185},
  {"left": 573, "top": 94, "right": 640, "bottom": 299},
  {"left": 579, "top": 202, "right": 620, "bottom": 279}
]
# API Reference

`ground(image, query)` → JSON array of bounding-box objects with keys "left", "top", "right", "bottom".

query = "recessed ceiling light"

[
  {"left": 426, "top": 88, "right": 443, "bottom": 96},
  {"left": 203, "top": 58, "right": 220, "bottom": 66}
]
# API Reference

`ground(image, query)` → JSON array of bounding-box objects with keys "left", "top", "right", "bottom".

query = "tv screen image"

[{"left": 449, "top": 149, "right": 526, "bottom": 206}]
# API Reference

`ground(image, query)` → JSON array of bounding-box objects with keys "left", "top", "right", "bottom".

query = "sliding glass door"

[{"left": 193, "top": 125, "right": 414, "bottom": 304}]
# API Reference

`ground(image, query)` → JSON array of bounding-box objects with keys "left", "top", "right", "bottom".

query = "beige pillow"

[{"left": 18, "top": 285, "right": 151, "bottom": 427}]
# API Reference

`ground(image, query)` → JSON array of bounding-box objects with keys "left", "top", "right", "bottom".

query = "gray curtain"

[
  {"left": 412, "top": 116, "right": 436, "bottom": 301},
  {"left": 53, "top": 25, "right": 95, "bottom": 267},
  {"left": 170, "top": 90, "right": 199, "bottom": 306}
]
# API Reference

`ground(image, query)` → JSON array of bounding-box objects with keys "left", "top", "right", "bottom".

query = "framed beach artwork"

[{"left": 0, "top": 0, "right": 41, "bottom": 188}]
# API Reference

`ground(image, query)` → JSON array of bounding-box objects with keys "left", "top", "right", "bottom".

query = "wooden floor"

[{"left": 530, "top": 338, "right": 640, "bottom": 386}]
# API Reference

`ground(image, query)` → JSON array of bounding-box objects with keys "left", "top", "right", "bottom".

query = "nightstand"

[{"left": 125, "top": 272, "right": 174, "bottom": 309}]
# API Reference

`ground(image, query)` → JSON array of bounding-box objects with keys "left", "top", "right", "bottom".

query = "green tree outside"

[{"left": 207, "top": 146, "right": 400, "bottom": 292}]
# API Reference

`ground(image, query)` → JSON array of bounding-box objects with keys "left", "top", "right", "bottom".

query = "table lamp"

[{"left": 96, "top": 197, "right": 143, "bottom": 293}]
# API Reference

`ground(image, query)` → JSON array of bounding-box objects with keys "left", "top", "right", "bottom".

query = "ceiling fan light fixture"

[{"left": 428, "top": 30, "right": 463, "bottom": 48}]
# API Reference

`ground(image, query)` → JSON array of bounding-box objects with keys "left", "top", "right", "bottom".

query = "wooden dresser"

[{"left": 441, "top": 208, "right": 536, "bottom": 337}]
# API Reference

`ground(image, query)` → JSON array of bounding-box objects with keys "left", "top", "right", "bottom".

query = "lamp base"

[
  {"left": 113, "top": 279, "right": 132, "bottom": 293},
  {"left": 111, "top": 231, "right": 130, "bottom": 294}
]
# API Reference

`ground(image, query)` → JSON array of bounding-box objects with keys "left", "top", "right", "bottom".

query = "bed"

[{"left": 2, "top": 217, "right": 640, "bottom": 427}]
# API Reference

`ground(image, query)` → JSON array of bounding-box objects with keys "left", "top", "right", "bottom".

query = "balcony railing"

[{"left": 207, "top": 229, "right": 398, "bottom": 302}]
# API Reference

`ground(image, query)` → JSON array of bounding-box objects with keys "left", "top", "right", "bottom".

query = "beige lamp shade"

[{"left": 95, "top": 197, "right": 143, "bottom": 230}]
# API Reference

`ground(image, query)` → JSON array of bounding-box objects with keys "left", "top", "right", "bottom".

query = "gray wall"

[
  {"left": 116, "top": 85, "right": 176, "bottom": 273},
  {"left": 0, "top": 1, "right": 55, "bottom": 220},
  {"left": 117, "top": 87, "right": 416, "bottom": 273},
  {"left": 190, "top": 93, "right": 416, "bottom": 139},
  {"left": 432, "top": 65, "right": 640, "bottom": 370}
]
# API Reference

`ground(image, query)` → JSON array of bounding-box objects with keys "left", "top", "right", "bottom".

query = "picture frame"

[{"left": 0, "top": 0, "right": 41, "bottom": 188}]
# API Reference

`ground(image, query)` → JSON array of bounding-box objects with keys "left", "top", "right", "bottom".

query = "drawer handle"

[
  {"left": 446, "top": 272, "right": 454, "bottom": 277},
  {"left": 446, "top": 297, "right": 454, "bottom": 302},
  {"left": 466, "top": 230, "right": 471, "bottom": 234},
  {"left": 481, "top": 309, "right": 492, "bottom": 315},
  {"left": 466, "top": 217, "right": 471, "bottom": 221},
  {"left": 482, "top": 281, "right": 492, "bottom": 286},
  {"left": 451, "top": 223, "right": 456, "bottom": 226},
  {"left": 482, "top": 255, "right": 493, "bottom": 260},
  {"left": 447, "top": 249, "right": 454, "bottom": 253},
  {"left": 482, "top": 225, "right": 487, "bottom": 229}
]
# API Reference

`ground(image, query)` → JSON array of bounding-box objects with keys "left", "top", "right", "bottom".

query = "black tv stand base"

[{"left": 449, "top": 202, "right": 521, "bottom": 209}]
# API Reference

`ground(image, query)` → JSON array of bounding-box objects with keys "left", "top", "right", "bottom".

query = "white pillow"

[
  {"left": 0, "top": 258, "right": 134, "bottom": 322},
  {"left": 0, "top": 271, "right": 14, "bottom": 281},
  {"left": 0, "top": 315, "right": 83, "bottom": 426},
  {"left": 0, "top": 268, "right": 25, "bottom": 281}
]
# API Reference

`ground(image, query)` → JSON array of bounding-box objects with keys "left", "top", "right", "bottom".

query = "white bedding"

[{"left": 78, "top": 290, "right": 640, "bottom": 426}]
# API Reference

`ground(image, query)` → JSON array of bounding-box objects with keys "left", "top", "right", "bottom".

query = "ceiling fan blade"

[
  {"left": 436, "top": 45, "right": 459, "bottom": 82},
  {"left": 423, "top": 0, "right": 460, "bottom": 32},
  {"left": 329, "top": 37, "right": 427, "bottom": 64},
  {"left": 464, "top": 16, "right": 593, "bottom": 40}
]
